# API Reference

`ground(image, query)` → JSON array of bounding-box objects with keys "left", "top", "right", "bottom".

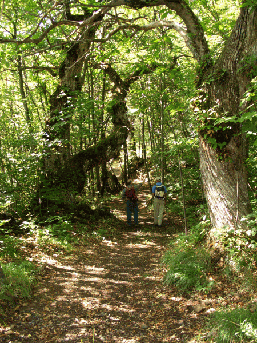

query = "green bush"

[
  {"left": 36, "top": 215, "right": 89, "bottom": 251},
  {"left": 163, "top": 221, "right": 213, "bottom": 293},
  {"left": 1, "top": 261, "right": 37, "bottom": 300},
  {"left": 190, "top": 219, "right": 211, "bottom": 244},
  {"left": 206, "top": 308, "right": 257, "bottom": 342},
  {"left": 163, "top": 246, "right": 213, "bottom": 293},
  {"left": 37, "top": 226, "right": 74, "bottom": 252},
  {"left": 49, "top": 220, "right": 74, "bottom": 239},
  {"left": 213, "top": 213, "right": 257, "bottom": 277},
  {"left": 0, "top": 235, "right": 21, "bottom": 259}
]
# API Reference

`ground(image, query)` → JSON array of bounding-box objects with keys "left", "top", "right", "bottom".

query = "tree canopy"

[
  {"left": 0, "top": 0, "right": 256, "bottom": 233},
  {"left": 1, "top": 2, "right": 257, "bottom": 339}
]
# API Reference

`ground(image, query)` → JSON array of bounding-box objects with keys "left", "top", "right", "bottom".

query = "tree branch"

[
  {"left": 11, "top": 66, "right": 58, "bottom": 77},
  {"left": 79, "top": 20, "right": 188, "bottom": 45},
  {"left": 0, "top": 3, "right": 112, "bottom": 45},
  {"left": 112, "top": 0, "right": 210, "bottom": 61},
  {"left": 0, "top": 0, "right": 209, "bottom": 71}
]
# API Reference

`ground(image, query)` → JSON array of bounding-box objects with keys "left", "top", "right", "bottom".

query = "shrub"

[
  {"left": 36, "top": 226, "right": 74, "bottom": 252},
  {"left": 0, "top": 261, "right": 37, "bottom": 300},
  {"left": 206, "top": 308, "right": 257, "bottom": 342},
  {"left": 0, "top": 235, "right": 21, "bottom": 259},
  {"left": 163, "top": 220, "right": 213, "bottom": 293},
  {"left": 190, "top": 219, "right": 211, "bottom": 244},
  {"left": 212, "top": 213, "right": 257, "bottom": 278},
  {"left": 163, "top": 246, "right": 213, "bottom": 293}
]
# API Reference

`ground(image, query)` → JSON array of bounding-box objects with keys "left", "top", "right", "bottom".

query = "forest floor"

[{"left": 0, "top": 179, "right": 255, "bottom": 342}]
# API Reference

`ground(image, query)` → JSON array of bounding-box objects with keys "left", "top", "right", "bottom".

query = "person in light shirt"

[{"left": 152, "top": 177, "right": 167, "bottom": 227}]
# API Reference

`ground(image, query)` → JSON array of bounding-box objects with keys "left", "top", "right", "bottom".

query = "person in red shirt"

[{"left": 122, "top": 180, "right": 142, "bottom": 226}]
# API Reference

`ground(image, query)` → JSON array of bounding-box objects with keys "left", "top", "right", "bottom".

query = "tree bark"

[
  {"left": 123, "top": 140, "right": 128, "bottom": 185},
  {"left": 33, "top": 0, "right": 256, "bottom": 232},
  {"left": 199, "top": 135, "right": 251, "bottom": 230},
  {"left": 17, "top": 55, "right": 31, "bottom": 127},
  {"left": 198, "top": 6, "right": 257, "bottom": 232}
]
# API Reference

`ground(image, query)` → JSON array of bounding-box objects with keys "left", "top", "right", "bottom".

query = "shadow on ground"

[
  {"left": 0, "top": 183, "right": 199, "bottom": 342},
  {"left": 1, "top": 230, "right": 201, "bottom": 343}
]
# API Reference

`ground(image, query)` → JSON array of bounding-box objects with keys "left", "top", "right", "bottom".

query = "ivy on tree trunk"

[
  {"left": 24, "top": 0, "right": 256, "bottom": 236},
  {"left": 197, "top": 6, "right": 257, "bottom": 232}
]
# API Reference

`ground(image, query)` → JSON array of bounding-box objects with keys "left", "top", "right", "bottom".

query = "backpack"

[
  {"left": 155, "top": 185, "right": 165, "bottom": 198},
  {"left": 125, "top": 186, "right": 138, "bottom": 203}
]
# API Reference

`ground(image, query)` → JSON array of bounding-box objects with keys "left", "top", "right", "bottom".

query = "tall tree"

[
  {"left": 195, "top": 4, "right": 256, "bottom": 232},
  {"left": 123, "top": 0, "right": 256, "bottom": 234},
  {"left": 0, "top": 0, "right": 256, "bottom": 235}
]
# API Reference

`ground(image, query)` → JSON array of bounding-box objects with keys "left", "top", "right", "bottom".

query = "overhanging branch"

[
  {"left": 11, "top": 66, "right": 58, "bottom": 77},
  {"left": 0, "top": 3, "right": 112, "bottom": 45}
]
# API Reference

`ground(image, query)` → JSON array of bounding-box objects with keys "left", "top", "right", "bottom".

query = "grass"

[
  {"left": 163, "top": 214, "right": 257, "bottom": 342},
  {"left": 205, "top": 308, "right": 257, "bottom": 342},
  {"left": 1, "top": 261, "right": 37, "bottom": 301},
  {"left": 36, "top": 222, "right": 76, "bottom": 253},
  {"left": 0, "top": 235, "right": 21, "bottom": 259},
  {"left": 163, "top": 246, "right": 214, "bottom": 293},
  {"left": 0, "top": 232, "right": 38, "bottom": 303},
  {"left": 162, "top": 220, "right": 214, "bottom": 293}
]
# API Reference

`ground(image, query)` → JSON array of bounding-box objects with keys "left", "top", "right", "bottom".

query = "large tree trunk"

[
  {"left": 198, "top": 5, "right": 257, "bottom": 233},
  {"left": 199, "top": 135, "right": 251, "bottom": 230},
  {"left": 37, "top": 5, "right": 107, "bottom": 208},
  {"left": 37, "top": 54, "right": 159, "bottom": 212},
  {"left": 45, "top": 38, "right": 95, "bottom": 170}
]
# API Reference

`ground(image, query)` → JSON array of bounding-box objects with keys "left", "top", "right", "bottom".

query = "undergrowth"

[
  {"left": 1, "top": 261, "right": 37, "bottom": 301},
  {"left": 0, "top": 212, "right": 117, "bottom": 305},
  {"left": 163, "top": 219, "right": 214, "bottom": 293},
  {"left": 219, "top": 213, "right": 257, "bottom": 278},
  {"left": 36, "top": 216, "right": 81, "bottom": 252},
  {"left": 0, "top": 233, "right": 38, "bottom": 303},
  {"left": 206, "top": 308, "right": 257, "bottom": 342},
  {"left": 205, "top": 211, "right": 257, "bottom": 295}
]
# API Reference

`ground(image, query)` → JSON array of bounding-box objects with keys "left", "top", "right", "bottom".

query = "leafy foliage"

[
  {"left": 207, "top": 308, "right": 257, "bottom": 342},
  {"left": 163, "top": 221, "right": 213, "bottom": 293},
  {"left": 163, "top": 247, "right": 213, "bottom": 293},
  {"left": 0, "top": 236, "right": 21, "bottom": 259},
  {"left": 1, "top": 261, "right": 37, "bottom": 300}
]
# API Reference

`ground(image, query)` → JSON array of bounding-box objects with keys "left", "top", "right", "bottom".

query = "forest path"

[
  {"left": 110, "top": 174, "right": 183, "bottom": 230},
  {"left": 1, "top": 180, "right": 204, "bottom": 342},
  {"left": 1, "top": 231, "right": 203, "bottom": 343}
]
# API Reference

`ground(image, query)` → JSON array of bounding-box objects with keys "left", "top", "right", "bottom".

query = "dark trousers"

[{"left": 126, "top": 200, "right": 138, "bottom": 225}]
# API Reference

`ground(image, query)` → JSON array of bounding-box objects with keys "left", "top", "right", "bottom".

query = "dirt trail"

[
  {"left": 112, "top": 179, "right": 181, "bottom": 229},
  {"left": 0, "top": 184, "right": 203, "bottom": 343}
]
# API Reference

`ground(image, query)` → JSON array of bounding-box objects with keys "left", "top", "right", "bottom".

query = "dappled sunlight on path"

[
  {"left": 0, "top": 180, "right": 198, "bottom": 342},
  {"left": 0, "top": 230, "right": 203, "bottom": 342},
  {"left": 110, "top": 180, "right": 171, "bottom": 230}
]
